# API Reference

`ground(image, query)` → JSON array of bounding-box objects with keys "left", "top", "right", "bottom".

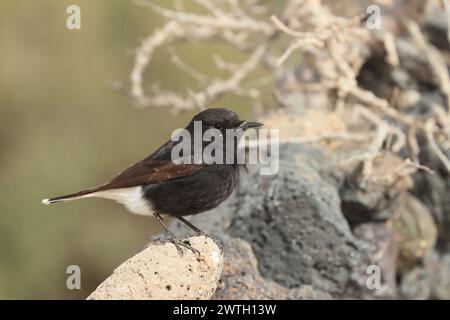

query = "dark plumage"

[
  {"left": 144, "top": 164, "right": 239, "bottom": 217},
  {"left": 42, "top": 108, "right": 262, "bottom": 249}
]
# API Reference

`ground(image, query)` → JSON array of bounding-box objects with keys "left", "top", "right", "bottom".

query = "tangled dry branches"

[
  {"left": 130, "top": 0, "right": 276, "bottom": 112},
  {"left": 127, "top": 0, "right": 450, "bottom": 179}
]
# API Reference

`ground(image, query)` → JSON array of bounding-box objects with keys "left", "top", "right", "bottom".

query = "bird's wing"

[{"left": 97, "top": 158, "right": 203, "bottom": 191}]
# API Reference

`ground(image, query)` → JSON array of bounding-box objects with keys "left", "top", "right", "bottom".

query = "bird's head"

[
  {"left": 169, "top": 108, "right": 263, "bottom": 165},
  {"left": 187, "top": 108, "right": 263, "bottom": 134}
]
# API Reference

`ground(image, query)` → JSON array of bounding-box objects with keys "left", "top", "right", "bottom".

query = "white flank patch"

[{"left": 94, "top": 186, "right": 154, "bottom": 216}]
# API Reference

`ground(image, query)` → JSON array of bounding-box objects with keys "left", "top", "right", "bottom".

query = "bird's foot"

[
  {"left": 165, "top": 235, "right": 200, "bottom": 257},
  {"left": 197, "top": 230, "right": 216, "bottom": 241},
  {"left": 197, "top": 230, "right": 209, "bottom": 237},
  {"left": 194, "top": 231, "right": 223, "bottom": 251},
  {"left": 183, "top": 230, "right": 208, "bottom": 238}
]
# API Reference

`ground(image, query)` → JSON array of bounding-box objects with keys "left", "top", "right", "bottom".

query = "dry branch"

[{"left": 126, "top": 0, "right": 450, "bottom": 177}]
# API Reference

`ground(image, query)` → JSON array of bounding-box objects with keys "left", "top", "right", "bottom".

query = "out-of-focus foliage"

[{"left": 0, "top": 0, "right": 254, "bottom": 299}]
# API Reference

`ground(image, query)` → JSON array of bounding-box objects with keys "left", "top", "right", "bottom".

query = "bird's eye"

[{"left": 214, "top": 123, "right": 223, "bottom": 129}]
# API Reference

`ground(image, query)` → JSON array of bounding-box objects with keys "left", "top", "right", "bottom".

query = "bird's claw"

[{"left": 167, "top": 236, "right": 201, "bottom": 257}]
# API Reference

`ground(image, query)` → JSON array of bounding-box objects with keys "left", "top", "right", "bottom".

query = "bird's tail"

[{"left": 42, "top": 187, "right": 100, "bottom": 205}]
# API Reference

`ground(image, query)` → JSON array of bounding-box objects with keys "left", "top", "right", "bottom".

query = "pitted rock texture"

[
  {"left": 340, "top": 154, "right": 413, "bottom": 225},
  {"left": 226, "top": 162, "right": 369, "bottom": 294},
  {"left": 174, "top": 142, "right": 372, "bottom": 298},
  {"left": 212, "top": 235, "right": 331, "bottom": 299},
  {"left": 391, "top": 193, "right": 437, "bottom": 272},
  {"left": 352, "top": 221, "right": 397, "bottom": 297},
  {"left": 88, "top": 236, "right": 222, "bottom": 300}
]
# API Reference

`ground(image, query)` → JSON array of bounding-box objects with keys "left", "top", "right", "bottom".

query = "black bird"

[{"left": 42, "top": 108, "right": 262, "bottom": 250}]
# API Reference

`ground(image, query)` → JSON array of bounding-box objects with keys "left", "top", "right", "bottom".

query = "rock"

[
  {"left": 398, "top": 251, "right": 439, "bottom": 299},
  {"left": 423, "top": 4, "right": 450, "bottom": 50},
  {"left": 80, "top": 0, "right": 450, "bottom": 300},
  {"left": 289, "top": 285, "right": 332, "bottom": 300},
  {"left": 261, "top": 108, "right": 346, "bottom": 143},
  {"left": 431, "top": 253, "right": 450, "bottom": 299},
  {"left": 88, "top": 236, "right": 223, "bottom": 300},
  {"left": 257, "top": 104, "right": 369, "bottom": 188},
  {"left": 413, "top": 157, "right": 450, "bottom": 250},
  {"left": 399, "top": 266, "right": 431, "bottom": 299},
  {"left": 390, "top": 193, "right": 437, "bottom": 272},
  {"left": 396, "top": 38, "right": 435, "bottom": 85},
  {"left": 227, "top": 162, "right": 369, "bottom": 295},
  {"left": 340, "top": 153, "right": 413, "bottom": 224},
  {"left": 211, "top": 235, "right": 331, "bottom": 300},
  {"left": 174, "top": 142, "right": 371, "bottom": 297},
  {"left": 212, "top": 235, "right": 290, "bottom": 299},
  {"left": 352, "top": 222, "right": 397, "bottom": 298}
]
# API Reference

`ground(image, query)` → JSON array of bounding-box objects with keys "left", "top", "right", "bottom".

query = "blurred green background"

[{"left": 0, "top": 0, "right": 259, "bottom": 299}]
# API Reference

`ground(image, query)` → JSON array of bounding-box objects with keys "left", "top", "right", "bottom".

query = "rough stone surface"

[
  {"left": 423, "top": 5, "right": 450, "bottom": 50},
  {"left": 398, "top": 251, "right": 439, "bottom": 300},
  {"left": 84, "top": 1, "right": 450, "bottom": 300},
  {"left": 167, "top": 121, "right": 449, "bottom": 299},
  {"left": 212, "top": 235, "right": 291, "bottom": 299},
  {"left": 390, "top": 193, "right": 437, "bottom": 272},
  {"left": 340, "top": 153, "right": 412, "bottom": 224},
  {"left": 212, "top": 235, "right": 331, "bottom": 299},
  {"left": 88, "top": 236, "right": 222, "bottom": 300},
  {"left": 399, "top": 266, "right": 432, "bottom": 299},
  {"left": 413, "top": 162, "right": 450, "bottom": 250},
  {"left": 432, "top": 253, "right": 450, "bottom": 299},
  {"left": 227, "top": 162, "right": 368, "bottom": 294},
  {"left": 174, "top": 142, "right": 372, "bottom": 298},
  {"left": 352, "top": 221, "right": 397, "bottom": 297}
]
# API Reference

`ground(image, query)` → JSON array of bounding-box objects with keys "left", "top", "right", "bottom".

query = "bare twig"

[
  {"left": 407, "top": 20, "right": 450, "bottom": 112},
  {"left": 137, "top": 0, "right": 273, "bottom": 34},
  {"left": 424, "top": 119, "right": 450, "bottom": 172},
  {"left": 383, "top": 32, "right": 400, "bottom": 67},
  {"left": 129, "top": 0, "right": 274, "bottom": 111},
  {"left": 443, "top": 0, "right": 450, "bottom": 45},
  {"left": 126, "top": 0, "right": 447, "bottom": 182},
  {"left": 130, "top": 21, "right": 181, "bottom": 105},
  {"left": 168, "top": 47, "right": 208, "bottom": 85}
]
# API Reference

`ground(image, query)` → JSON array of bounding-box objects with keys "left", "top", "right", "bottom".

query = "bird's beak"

[{"left": 238, "top": 121, "right": 264, "bottom": 130}]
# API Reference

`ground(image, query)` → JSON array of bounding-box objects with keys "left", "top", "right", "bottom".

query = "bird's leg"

[
  {"left": 175, "top": 216, "right": 223, "bottom": 251},
  {"left": 154, "top": 212, "right": 177, "bottom": 237},
  {"left": 153, "top": 212, "right": 199, "bottom": 256},
  {"left": 175, "top": 216, "right": 205, "bottom": 235},
  {"left": 175, "top": 216, "right": 220, "bottom": 245}
]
